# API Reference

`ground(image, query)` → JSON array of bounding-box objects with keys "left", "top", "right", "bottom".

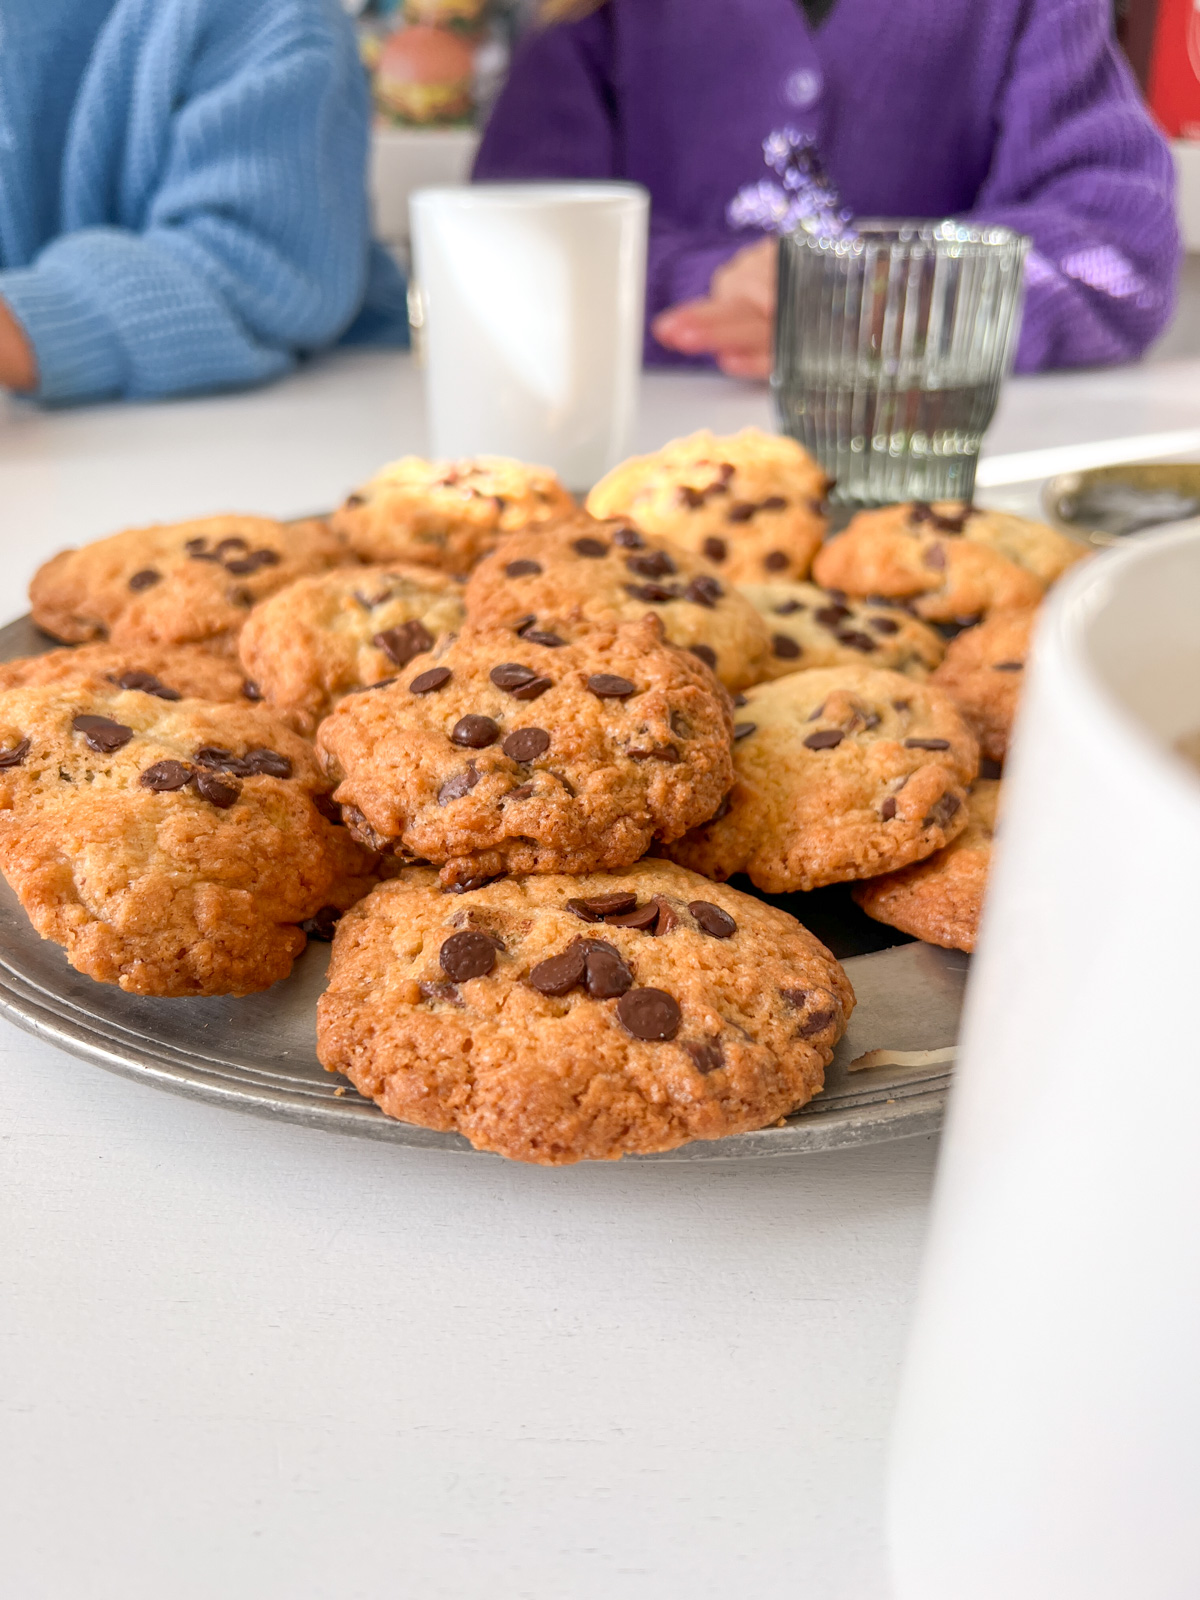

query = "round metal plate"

[{"left": 0, "top": 615, "right": 962, "bottom": 1158}]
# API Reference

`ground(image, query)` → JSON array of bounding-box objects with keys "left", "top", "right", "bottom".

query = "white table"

[{"left": 3, "top": 352, "right": 1200, "bottom": 1600}]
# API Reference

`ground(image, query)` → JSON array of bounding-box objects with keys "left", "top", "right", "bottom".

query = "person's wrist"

[{"left": 0, "top": 297, "right": 37, "bottom": 392}]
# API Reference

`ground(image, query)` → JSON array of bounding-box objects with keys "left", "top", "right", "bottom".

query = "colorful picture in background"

[{"left": 348, "top": 0, "right": 523, "bottom": 127}]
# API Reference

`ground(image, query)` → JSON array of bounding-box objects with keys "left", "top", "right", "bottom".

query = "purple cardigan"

[{"left": 473, "top": 0, "right": 1181, "bottom": 371}]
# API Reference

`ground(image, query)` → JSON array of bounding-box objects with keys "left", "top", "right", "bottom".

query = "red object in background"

[{"left": 1148, "top": 0, "right": 1200, "bottom": 137}]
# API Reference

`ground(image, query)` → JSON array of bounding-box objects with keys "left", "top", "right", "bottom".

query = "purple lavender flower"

[{"left": 729, "top": 128, "right": 855, "bottom": 239}]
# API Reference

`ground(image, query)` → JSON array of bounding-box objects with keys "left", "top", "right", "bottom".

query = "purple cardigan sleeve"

[
  {"left": 472, "top": 17, "right": 743, "bottom": 361},
  {"left": 969, "top": 0, "right": 1181, "bottom": 372}
]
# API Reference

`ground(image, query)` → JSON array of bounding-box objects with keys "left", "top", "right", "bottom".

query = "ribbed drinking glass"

[{"left": 774, "top": 222, "right": 1029, "bottom": 506}]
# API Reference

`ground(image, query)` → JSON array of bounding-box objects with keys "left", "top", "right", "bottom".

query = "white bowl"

[{"left": 888, "top": 524, "right": 1200, "bottom": 1600}]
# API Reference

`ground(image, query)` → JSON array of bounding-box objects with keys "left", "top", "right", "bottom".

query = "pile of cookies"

[{"left": 0, "top": 428, "right": 1087, "bottom": 1162}]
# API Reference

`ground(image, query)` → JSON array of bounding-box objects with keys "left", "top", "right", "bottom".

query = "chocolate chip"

[
  {"left": 439, "top": 929, "right": 496, "bottom": 981},
  {"left": 625, "top": 582, "right": 677, "bottom": 603},
  {"left": 627, "top": 550, "right": 676, "bottom": 579},
  {"left": 880, "top": 796, "right": 898, "bottom": 820},
  {"left": 650, "top": 896, "right": 678, "bottom": 935},
  {"left": 573, "top": 537, "right": 608, "bottom": 558},
  {"left": 733, "top": 722, "right": 756, "bottom": 740},
  {"left": 438, "top": 762, "right": 481, "bottom": 804},
  {"left": 910, "top": 502, "right": 934, "bottom": 524},
  {"left": 410, "top": 667, "right": 452, "bottom": 694},
  {"left": 923, "top": 543, "right": 947, "bottom": 571},
  {"left": 761, "top": 496, "right": 788, "bottom": 511},
  {"left": 774, "top": 599, "right": 804, "bottom": 615},
  {"left": 374, "top": 621, "right": 434, "bottom": 668},
  {"left": 604, "top": 901, "right": 660, "bottom": 932},
  {"left": 703, "top": 537, "right": 727, "bottom": 563},
  {"left": 490, "top": 662, "right": 536, "bottom": 691},
  {"left": 503, "top": 727, "right": 550, "bottom": 763},
  {"left": 521, "top": 629, "right": 566, "bottom": 648},
  {"left": 227, "top": 587, "right": 255, "bottom": 608},
  {"left": 214, "top": 537, "right": 249, "bottom": 556},
  {"left": 224, "top": 557, "right": 260, "bottom": 575},
  {"left": 587, "top": 673, "right": 636, "bottom": 699},
  {"left": 923, "top": 793, "right": 962, "bottom": 829},
  {"left": 727, "top": 502, "right": 756, "bottom": 523},
  {"left": 139, "top": 759, "right": 193, "bottom": 792},
  {"left": 528, "top": 943, "right": 587, "bottom": 996},
  {"left": 194, "top": 746, "right": 250, "bottom": 776},
  {"left": 869, "top": 615, "right": 900, "bottom": 634},
  {"left": 815, "top": 603, "right": 851, "bottom": 628},
  {"left": 189, "top": 549, "right": 221, "bottom": 563},
  {"left": 418, "top": 979, "right": 461, "bottom": 1006},
  {"left": 313, "top": 792, "right": 343, "bottom": 824},
  {"left": 252, "top": 548, "right": 280, "bottom": 567},
  {"left": 441, "top": 875, "right": 499, "bottom": 895},
  {"left": 617, "top": 987, "right": 681, "bottom": 1040},
  {"left": 992, "top": 660, "right": 1024, "bottom": 672},
  {"left": 511, "top": 614, "right": 536, "bottom": 633},
  {"left": 583, "top": 940, "right": 634, "bottom": 1000},
  {"left": 798, "top": 1008, "right": 836, "bottom": 1038},
  {"left": 341, "top": 806, "right": 393, "bottom": 852},
  {"left": 567, "top": 893, "right": 637, "bottom": 922},
  {"left": 780, "top": 988, "right": 808, "bottom": 1009},
  {"left": 683, "top": 575, "right": 721, "bottom": 607},
  {"left": 711, "top": 791, "right": 733, "bottom": 822},
  {"left": 772, "top": 633, "right": 801, "bottom": 660},
  {"left": 344, "top": 493, "right": 366, "bottom": 508},
  {"left": 72, "top": 715, "right": 133, "bottom": 754},
  {"left": 107, "top": 670, "right": 181, "bottom": 701},
  {"left": 451, "top": 715, "right": 499, "bottom": 749},
  {"left": 184, "top": 537, "right": 208, "bottom": 555},
  {"left": 242, "top": 678, "right": 263, "bottom": 701},
  {"left": 0, "top": 738, "right": 30, "bottom": 768},
  {"left": 684, "top": 1040, "right": 724, "bottom": 1075},
  {"left": 803, "top": 728, "right": 844, "bottom": 750},
  {"left": 243, "top": 747, "right": 292, "bottom": 778},
  {"left": 688, "top": 900, "right": 737, "bottom": 938},
  {"left": 128, "top": 569, "right": 161, "bottom": 591},
  {"left": 905, "top": 737, "right": 951, "bottom": 750},
  {"left": 893, "top": 699, "right": 911, "bottom": 712},
  {"left": 679, "top": 486, "right": 707, "bottom": 508},
  {"left": 836, "top": 629, "right": 878, "bottom": 653},
  {"left": 300, "top": 905, "right": 342, "bottom": 941},
  {"left": 611, "top": 526, "right": 644, "bottom": 548},
  {"left": 360, "top": 677, "right": 397, "bottom": 694},
  {"left": 627, "top": 744, "right": 680, "bottom": 762},
  {"left": 192, "top": 770, "right": 240, "bottom": 808},
  {"left": 690, "top": 644, "right": 717, "bottom": 670},
  {"left": 732, "top": 693, "right": 748, "bottom": 707},
  {"left": 505, "top": 559, "right": 542, "bottom": 578},
  {"left": 506, "top": 782, "right": 535, "bottom": 801},
  {"left": 763, "top": 551, "right": 790, "bottom": 572},
  {"left": 979, "top": 757, "right": 1004, "bottom": 780}
]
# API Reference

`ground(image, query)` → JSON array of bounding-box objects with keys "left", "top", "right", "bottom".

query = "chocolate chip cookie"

[
  {"left": 29, "top": 515, "right": 349, "bottom": 654},
  {"left": 463, "top": 517, "right": 771, "bottom": 692},
  {"left": 316, "top": 860, "right": 854, "bottom": 1163},
  {"left": 811, "top": 502, "right": 1087, "bottom": 623},
  {"left": 238, "top": 563, "right": 466, "bottom": 734},
  {"left": 929, "top": 607, "right": 1035, "bottom": 764},
  {"left": 586, "top": 428, "right": 829, "bottom": 583},
  {"left": 0, "top": 682, "right": 377, "bottom": 996},
  {"left": 315, "top": 615, "right": 734, "bottom": 886},
  {"left": 853, "top": 779, "right": 999, "bottom": 952},
  {"left": 738, "top": 581, "right": 945, "bottom": 680},
  {"left": 0, "top": 642, "right": 256, "bottom": 706},
  {"left": 666, "top": 665, "right": 978, "bottom": 892},
  {"left": 331, "top": 455, "right": 576, "bottom": 575}
]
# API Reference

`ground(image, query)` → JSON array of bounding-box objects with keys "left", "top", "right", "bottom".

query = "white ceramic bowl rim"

[
  {"left": 1038, "top": 520, "right": 1200, "bottom": 813},
  {"left": 411, "top": 182, "right": 649, "bottom": 210}
]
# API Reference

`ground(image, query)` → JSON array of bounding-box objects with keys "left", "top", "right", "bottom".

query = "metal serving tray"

[{"left": 0, "top": 615, "right": 963, "bottom": 1159}]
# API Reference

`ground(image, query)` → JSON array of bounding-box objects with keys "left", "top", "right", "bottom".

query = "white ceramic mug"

[
  {"left": 408, "top": 183, "right": 649, "bottom": 491},
  {"left": 888, "top": 522, "right": 1200, "bottom": 1600}
]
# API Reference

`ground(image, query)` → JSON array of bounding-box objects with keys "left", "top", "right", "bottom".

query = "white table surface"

[{"left": 3, "top": 351, "right": 1200, "bottom": 1600}]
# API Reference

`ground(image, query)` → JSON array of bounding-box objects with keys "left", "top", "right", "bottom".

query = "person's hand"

[
  {"left": 0, "top": 299, "right": 36, "bottom": 392},
  {"left": 651, "top": 238, "right": 778, "bottom": 380}
]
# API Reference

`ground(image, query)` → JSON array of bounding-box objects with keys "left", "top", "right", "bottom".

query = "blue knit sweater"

[{"left": 0, "top": 0, "right": 407, "bottom": 405}]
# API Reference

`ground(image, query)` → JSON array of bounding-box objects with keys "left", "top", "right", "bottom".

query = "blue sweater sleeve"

[{"left": 0, "top": 0, "right": 373, "bottom": 404}]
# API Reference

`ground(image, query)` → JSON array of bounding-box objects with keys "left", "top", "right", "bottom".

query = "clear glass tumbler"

[{"left": 774, "top": 221, "right": 1029, "bottom": 507}]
